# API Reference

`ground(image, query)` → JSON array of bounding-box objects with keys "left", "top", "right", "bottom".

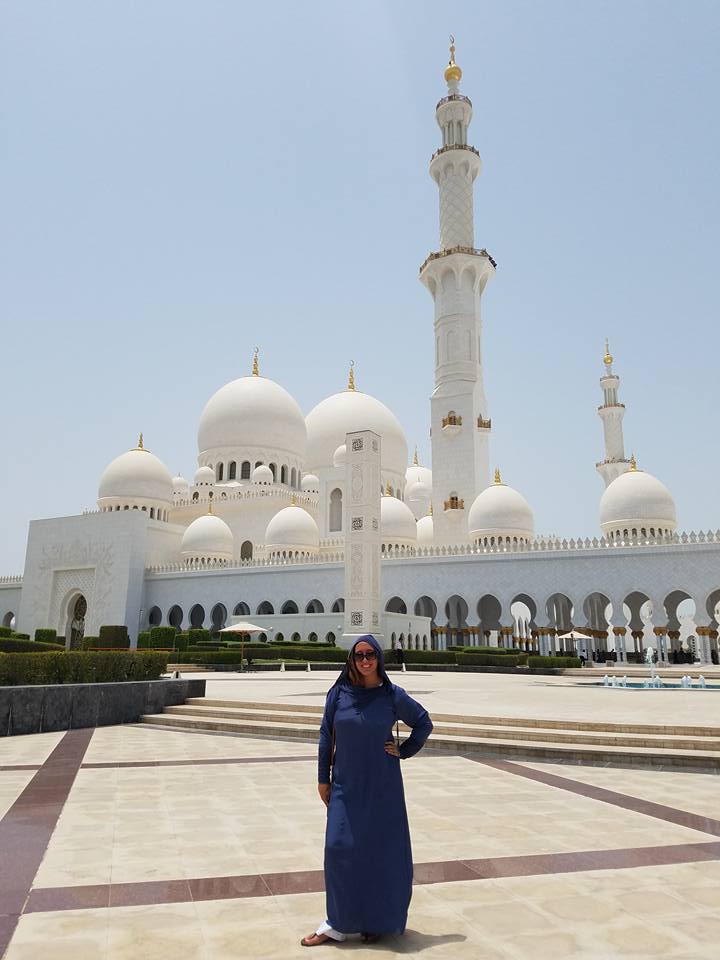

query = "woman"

[{"left": 301, "top": 634, "right": 433, "bottom": 947}]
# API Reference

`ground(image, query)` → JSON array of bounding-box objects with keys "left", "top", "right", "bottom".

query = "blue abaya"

[{"left": 317, "top": 635, "right": 433, "bottom": 936}]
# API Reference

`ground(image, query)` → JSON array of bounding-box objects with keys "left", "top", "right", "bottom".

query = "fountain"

[{"left": 645, "top": 646, "right": 657, "bottom": 682}]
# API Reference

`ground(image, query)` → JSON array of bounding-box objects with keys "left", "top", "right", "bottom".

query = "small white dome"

[
  {"left": 332, "top": 443, "right": 347, "bottom": 467},
  {"left": 98, "top": 442, "right": 173, "bottom": 505},
  {"left": 172, "top": 474, "right": 189, "bottom": 494},
  {"left": 416, "top": 513, "right": 434, "bottom": 545},
  {"left": 600, "top": 466, "right": 676, "bottom": 537},
  {"left": 265, "top": 504, "right": 320, "bottom": 550},
  {"left": 181, "top": 512, "right": 234, "bottom": 562},
  {"left": 405, "top": 461, "right": 432, "bottom": 491},
  {"left": 194, "top": 465, "right": 215, "bottom": 487},
  {"left": 381, "top": 495, "right": 417, "bottom": 544},
  {"left": 301, "top": 473, "right": 320, "bottom": 492},
  {"left": 468, "top": 477, "right": 534, "bottom": 543},
  {"left": 305, "top": 389, "right": 407, "bottom": 476},
  {"left": 198, "top": 375, "right": 306, "bottom": 460},
  {"left": 407, "top": 479, "right": 432, "bottom": 503},
  {"left": 252, "top": 464, "right": 274, "bottom": 485}
]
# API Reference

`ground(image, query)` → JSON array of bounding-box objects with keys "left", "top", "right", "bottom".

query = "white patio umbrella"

[
  {"left": 219, "top": 622, "right": 273, "bottom": 670},
  {"left": 557, "top": 630, "right": 592, "bottom": 641}
]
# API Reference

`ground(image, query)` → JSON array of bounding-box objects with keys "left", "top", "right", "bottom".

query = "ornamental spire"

[
  {"left": 252, "top": 346, "right": 260, "bottom": 377},
  {"left": 385, "top": 480, "right": 392, "bottom": 496},
  {"left": 136, "top": 433, "right": 145, "bottom": 451},
  {"left": 630, "top": 453, "right": 638, "bottom": 471},
  {"left": 444, "top": 35, "right": 462, "bottom": 86},
  {"left": 603, "top": 338, "right": 613, "bottom": 367},
  {"left": 413, "top": 446, "right": 419, "bottom": 466},
  {"left": 494, "top": 467, "right": 501, "bottom": 484},
  {"left": 208, "top": 500, "right": 214, "bottom": 515},
  {"left": 347, "top": 360, "right": 356, "bottom": 391}
]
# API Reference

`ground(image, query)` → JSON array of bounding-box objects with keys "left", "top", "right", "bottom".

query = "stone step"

[
  {"left": 162, "top": 704, "right": 720, "bottom": 752},
  {"left": 185, "top": 698, "right": 720, "bottom": 739},
  {"left": 138, "top": 713, "right": 720, "bottom": 770}
]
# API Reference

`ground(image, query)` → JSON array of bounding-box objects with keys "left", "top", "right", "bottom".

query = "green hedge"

[
  {"left": 149, "top": 626, "right": 176, "bottom": 648},
  {"left": 98, "top": 625, "right": 130, "bottom": 649},
  {"left": 456, "top": 652, "right": 522, "bottom": 667},
  {"left": 527, "top": 656, "right": 582, "bottom": 669},
  {"left": 169, "top": 646, "right": 349, "bottom": 665},
  {"left": 392, "top": 650, "right": 455, "bottom": 664},
  {"left": 34, "top": 629, "right": 59, "bottom": 644},
  {"left": 0, "top": 637, "right": 68, "bottom": 654},
  {"left": 137, "top": 631, "right": 151, "bottom": 649},
  {"left": 0, "top": 651, "right": 168, "bottom": 686},
  {"left": 0, "top": 626, "right": 12, "bottom": 638},
  {"left": 11, "top": 632, "right": 30, "bottom": 640},
  {"left": 188, "top": 628, "right": 211, "bottom": 644},
  {"left": 81, "top": 636, "right": 100, "bottom": 650}
]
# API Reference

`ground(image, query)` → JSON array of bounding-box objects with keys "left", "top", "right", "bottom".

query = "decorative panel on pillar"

[{"left": 341, "top": 430, "right": 383, "bottom": 649}]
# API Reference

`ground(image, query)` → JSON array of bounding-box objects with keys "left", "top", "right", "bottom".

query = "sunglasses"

[{"left": 353, "top": 650, "right": 378, "bottom": 662}]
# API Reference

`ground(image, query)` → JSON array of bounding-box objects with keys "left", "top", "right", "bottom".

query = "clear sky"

[{"left": 1, "top": 1, "right": 718, "bottom": 574}]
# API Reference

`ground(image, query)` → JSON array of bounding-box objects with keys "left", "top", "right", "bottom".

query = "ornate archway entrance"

[{"left": 67, "top": 595, "right": 87, "bottom": 649}]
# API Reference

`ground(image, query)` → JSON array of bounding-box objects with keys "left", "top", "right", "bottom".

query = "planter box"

[{"left": 0, "top": 678, "right": 206, "bottom": 736}]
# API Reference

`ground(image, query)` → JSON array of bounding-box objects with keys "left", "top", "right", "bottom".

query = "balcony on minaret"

[
  {"left": 477, "top": 416, "right": 491, "bottom": 430},
  {"left": 441, "top": 412, "right": 462, "bottom": 436},
  {"left": 444, "top": 495, "right": 465, "bottom": 511},
  {"left": 597, "top": 402, "right": 625, "bottom": 411}
]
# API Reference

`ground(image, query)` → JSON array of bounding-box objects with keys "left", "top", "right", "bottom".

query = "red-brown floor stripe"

[
  {"left": 81, "top": 755, "right": 315, "bottom": 769},
  {"left": 470, "top": 756, "right": 720, "bottom": 838},
  {"left": 23, "top": 841, "right": 720, "bottom": 914},
  {"left": 0, "top": 729, "right": 93, "bottom": 957}
]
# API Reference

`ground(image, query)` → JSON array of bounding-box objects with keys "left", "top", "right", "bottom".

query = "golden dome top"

[
  {"left": 413, "top": 446, "right": 419, "bottom": 466},
  {"left": 603, "top": 338, "right": 613, "bottom": 366},
  {"left": 494, "top": 467, "right": 502, "bottom": 484},
  {"left": 347, "top": 360, "right": 356, "bottom": 392},
  {"left": 629, "top": 454, "right": 638, "bottom": 472},
  {"left": 444, "top": 35, "right": 462, "bottom": 83},
  {"left": 252, "top": 346, "right": 260, "bottom": 377}
]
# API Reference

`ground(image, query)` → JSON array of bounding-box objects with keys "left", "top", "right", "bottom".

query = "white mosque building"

[{"left": 2, "top": 44, "right": 719, "bottom": 663}]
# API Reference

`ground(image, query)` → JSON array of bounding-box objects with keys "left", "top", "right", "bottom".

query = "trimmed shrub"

[
  {"left": 137, "top": 631, "right": 151, "bottom": 649},
  {"left": 391, "top": 650, "right": 455, "bottom": 664},
  {"left": 188, "top": 628, "right": 211, "bottom": 645},
  {"left": 11, "top": 632, "right": 30, "bottom": 640},
  {"left": 456, "top": 652, "right": 522, "bottom": 667},
  {"left": 0, "top": 626, "right": 12, "bottom": 638},
  {"left": 149, "top": 626, "right": 177, "bottom": 649},
  {"left": 0, "top": 637, "right": 68, "bottom": 654},
  {"left": 527, "top": 655, "right": 581, "bottom": 669},
  {"left": 34, "top": 629, "right": 58, "bottom": 644},
  {"left": 169, "top": 645, "right": 349, "bottom": 665},
  {"left": 81, "top": 636, "right": 100, "bottom": 650},
  {"left": 98, "top": 625, "right": 130, "bottom": 649},
  {"left": 0, "top": 651, "right": 168, "bottom": 686}
]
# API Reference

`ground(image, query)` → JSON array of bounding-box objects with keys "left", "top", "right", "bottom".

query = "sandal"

[
  {"left": 300, "top": 932, "right": 332, "bottom": 947},
  {"left": 361, "top": 933, "right": 381, "bottom": 943}
]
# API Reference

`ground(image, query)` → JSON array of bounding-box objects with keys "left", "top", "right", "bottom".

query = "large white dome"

[
  {"left": 406, "top": 461, "right": 432, "bottom": 491},
  {"left": 416, "top": 513, "right": 434, "bottom": 545},
  {"left": 305, "top": 389, "right": 407, "bottom": 476},
  {"left": 265, "top": 504, "right": 320, "bottom": 550},
  {"left": 381, "top": 494, "right": 417, "bottom": 544},
  {"left": 198, "top": 375, "right": 306, "bottom": 458},
  {"left": 468, "top": 476, "right": 534, "bottom": 544},
  {"left": 181, "top": 512, "right": 234, "bottom": 562},
  {"left": 98, "top": 441, "right": 173, "bottom": 505},
  {"left": 600, "top": 466, "right": 676, "bottom": 536}
]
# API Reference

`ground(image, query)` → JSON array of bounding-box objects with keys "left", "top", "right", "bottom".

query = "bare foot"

[{"left": 301, "top": 932, "right": 332, "bottom": 947}]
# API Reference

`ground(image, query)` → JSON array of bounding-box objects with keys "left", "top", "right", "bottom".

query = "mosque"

[{"left": 2, "top": 44, "right": 719, "bottom": 663}]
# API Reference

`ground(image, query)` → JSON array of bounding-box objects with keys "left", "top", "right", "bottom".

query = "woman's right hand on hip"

[{"left": 318, "top": 782, "right": 331, "bottom": 807}]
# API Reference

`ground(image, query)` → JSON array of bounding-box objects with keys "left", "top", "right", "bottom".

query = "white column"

[{"left": 341, "top": 430, "right": 383, "bottom": 649}]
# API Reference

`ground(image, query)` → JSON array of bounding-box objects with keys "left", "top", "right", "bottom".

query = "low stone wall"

[{"left": 0, "top": 678, "right": 206, "bottom": 736}]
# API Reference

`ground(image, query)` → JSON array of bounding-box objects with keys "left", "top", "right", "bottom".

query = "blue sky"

[{"left": 1, "top": 1, "right": 719, "bottom": 573}]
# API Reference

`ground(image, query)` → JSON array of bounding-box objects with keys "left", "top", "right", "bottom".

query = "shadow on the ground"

[{"left": 401, "top": 930, "right": 467, "bottom": 952}]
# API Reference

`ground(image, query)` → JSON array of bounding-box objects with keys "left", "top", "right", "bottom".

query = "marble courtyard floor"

[{"left": 1, "top": 672, "right": 719, "bottom": 959}]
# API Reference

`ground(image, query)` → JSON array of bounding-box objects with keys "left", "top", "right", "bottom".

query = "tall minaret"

[
  {"left": 596, "top": 340, "right": 632, "bottom": 487},
  {"left": 420, "top": 39, "right": 495, "bottom": 543}
]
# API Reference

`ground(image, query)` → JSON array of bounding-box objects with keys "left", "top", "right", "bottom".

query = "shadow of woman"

[{"left": 401, "top": 930, "right": 467, "bottom": 952}]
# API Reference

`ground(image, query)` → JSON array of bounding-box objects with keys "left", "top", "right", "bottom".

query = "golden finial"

[
  {"left": 429, "top": 503, "right": 433, "bottom": 516},
  {"left": 413, "top": 446, "right": 419, "bottom": 466},
  {"left": 252, "top": 346, "right": 260, "bottom": 377},
  {"left": 385, "top": 481, "right": 392, "bottom": 496},
  {"left": 291, "top": 493, "right": 298, "bottom": 506},
  {"left": 603, "top": 338, "right": 613, "bottom": 366},
  {"left": 494, "top": 467, "right": 502, "bottom": 484},
  {"left": 630, "top": 454, "right": 638, "bottom": 471},
  {"left": 347, "top": 360, "right": 356, "bottom": 391},
  {"left": 444, "top": 34, "right": 462, "bottom": 84},
  {"left": 136, "top": 432, "right": 145, "bottom": 451},
  {"left": 208, "top": 500, "right": 213, "bottom": 515}
]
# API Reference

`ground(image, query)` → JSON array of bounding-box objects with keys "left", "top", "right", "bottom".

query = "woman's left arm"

[{"left": 394, "top": 689, "right": 433, "bottom": 759}]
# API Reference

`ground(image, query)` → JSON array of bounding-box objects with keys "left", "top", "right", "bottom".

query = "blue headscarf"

[{"left": 333, "top": 634, "right": 392, "bottom": 689}]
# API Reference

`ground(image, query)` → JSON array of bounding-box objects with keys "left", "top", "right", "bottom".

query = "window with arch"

[
  {"left": 228, "top": 461, "right": 237, "bottom": 480},
  {"left": 255, "top": 460, "right": 263, "bottom": 469},
  {"left": 281, "top": 600, "right": 299, "bottom": 615},
  {"left": 148, "top": 606, "right": 162, "bottom": 627},
  {"left": 217, "top": 463, "right": 224, "bottom": 481},
  {"left": 329, "top": 488, "right": 342, "bottom": 532},
  {"left": 290, "top": 467, "right": 297, "bottom": 489},
  {"left": 281, "top": 465, "right": 288, "bottom": 484},
  {"left": 241, "top": 461, "right": 251, "bottom": 480},
  {"left": 270, "top": 463, "right": 277, "bottom": 481},
  {"left": 240, "top": 540, "right": 253, "bottom": 561}
]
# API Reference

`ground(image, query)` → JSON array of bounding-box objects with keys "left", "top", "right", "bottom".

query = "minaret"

[
  {"left": 420, "top": 38, "right": 495, "bottom": 543},
  {"left": 596, "top": 340, "right": 632, "bottom": 487}
]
